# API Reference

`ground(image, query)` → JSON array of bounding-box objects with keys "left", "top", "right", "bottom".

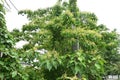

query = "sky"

[{"left": 5, "top": 0, "right": 120, "bottom": 33}]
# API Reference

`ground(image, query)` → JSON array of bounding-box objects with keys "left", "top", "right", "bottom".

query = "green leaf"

[
  {"left": 57, "top": 58, "right": 62, "bottom": 65},
  {"left": 12, "top": 71, "right": 17, "bottom": 78},
  {"left": 78, "top": 57, "right": 82, "bottom": 62},
  {"left": 95, "top": 63, "right": 100, "bottom": 69},
  {"left": 75, "top": 65, "right": 80, "bottom": 74},
  {"left": 46, "top": 60, "right": 52, "bottom": 71},
  {"left": 0, "top": 73, "right": 4, "bottom": 79},
  {"left": 52, "top": 59, "right": 58, "bottom": 69},
  {"left": 0, "top": 61, "right": 4, "bottom": 65}
]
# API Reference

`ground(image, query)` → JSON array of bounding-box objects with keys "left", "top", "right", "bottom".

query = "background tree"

[{"left": 11, "top": 0, "right": 120, "bottom": 80}]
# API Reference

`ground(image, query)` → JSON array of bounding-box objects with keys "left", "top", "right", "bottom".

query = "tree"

[
  {"left": 0, "top": 1, "right": 28, "bottom": 80},
  {"left": 11, "top": 0, "right": 120, "bottom": 80}
]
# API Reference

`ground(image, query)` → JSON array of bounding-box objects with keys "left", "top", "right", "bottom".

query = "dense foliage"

[
  {"left": 0, "top": 1, "right": 28, "bottom": 80},
  {"left": 1, "top": 0, "right": 120, "bottom": 80}
]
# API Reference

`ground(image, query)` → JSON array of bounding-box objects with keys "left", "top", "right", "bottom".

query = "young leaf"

[{"left": 12, "top": 71, "right": 17, "bottom": 78}]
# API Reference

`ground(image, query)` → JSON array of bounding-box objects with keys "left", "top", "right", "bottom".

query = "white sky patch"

[
  {"left": 5, "top": 12, "right": 28, "bottom": 31},
  {"left": 78, "top": 0, "right": 120, "bottom": 33},
  {"left": 5, "top": 0, "right": 120, "bottom": 33},
  {"left": 15, "top": 40, "right": 29, "bottom": 49}
]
